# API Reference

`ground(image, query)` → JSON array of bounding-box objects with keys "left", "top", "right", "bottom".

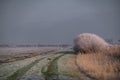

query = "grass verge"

[{"left": 41, "top": 54, "right": 65, "bottom": 80}]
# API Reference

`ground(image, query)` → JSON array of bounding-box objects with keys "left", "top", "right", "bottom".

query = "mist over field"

[{"left": 0, "top": 0, "right": 120, "bottom": 45}]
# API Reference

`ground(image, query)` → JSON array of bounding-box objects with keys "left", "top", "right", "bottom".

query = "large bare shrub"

[{"left": 74, "top": 33, "right": 109, "bottom": 53}]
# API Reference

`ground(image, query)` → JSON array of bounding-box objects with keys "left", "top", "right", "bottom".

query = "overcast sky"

[{"left": 0, "top": 0, "right": 120, "bottom": 45}]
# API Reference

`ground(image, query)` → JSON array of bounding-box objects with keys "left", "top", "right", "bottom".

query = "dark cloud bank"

[{"left": 0, "top": 0, "right": 120, "bottom": 45}]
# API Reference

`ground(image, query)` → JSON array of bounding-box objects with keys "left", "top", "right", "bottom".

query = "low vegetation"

[{"left": 75, "top": 33, "right": 120, "bottom": 80}]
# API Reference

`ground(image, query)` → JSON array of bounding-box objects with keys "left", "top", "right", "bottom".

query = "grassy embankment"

[{"left": 76, "top": 45, "right": 120, "bottom": 80}]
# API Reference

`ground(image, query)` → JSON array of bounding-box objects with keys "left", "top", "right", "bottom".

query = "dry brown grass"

[
  {"left": 76, "top": 45, "right": 120, "bottom": 80},
  {"left": 104, "top": 45, "right": 120, "bottom": 57}
]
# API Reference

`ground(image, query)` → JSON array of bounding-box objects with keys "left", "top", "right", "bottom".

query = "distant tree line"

[{"left": 0, "top": 44, "right": 71, "bottom": 47}]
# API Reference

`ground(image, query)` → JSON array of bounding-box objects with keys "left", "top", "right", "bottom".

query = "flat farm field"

[{"left": 0, "top": 47, "right": 61, "bottom": 64}]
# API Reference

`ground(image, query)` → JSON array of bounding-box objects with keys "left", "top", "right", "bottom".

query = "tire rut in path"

[
  {"left": 5, "top": 57, "right": 45, "bottom": 80},
  {"left": 41, "top": 54, "right": 65, "bottom": 80}
]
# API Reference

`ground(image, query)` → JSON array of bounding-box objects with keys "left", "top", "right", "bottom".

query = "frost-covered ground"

[
  {"left": 0, "top": 47, "right": 61, "bottom": 63},
  {"left": 0, "top": 47, "right": 93, "bottom": 80}
]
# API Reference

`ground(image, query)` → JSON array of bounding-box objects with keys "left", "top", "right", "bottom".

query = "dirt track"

[{"left": 0, "top": 49, "right": 96, "bottom": 80}]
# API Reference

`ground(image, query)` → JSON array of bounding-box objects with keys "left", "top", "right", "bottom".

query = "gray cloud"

[{"left": 0, "top": 0, "right": 120, "bottom": 44}]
